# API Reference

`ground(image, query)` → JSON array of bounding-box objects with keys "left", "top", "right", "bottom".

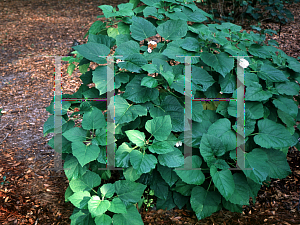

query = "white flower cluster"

[
  {"left": 239, "top": 58, "right": 249, "bottom": 69},
  {"left": 147, "top": 40, "right": 157, "bottom": 54},
  {"left": 175, "top": 141, "right": 182, "bottom": 147}
]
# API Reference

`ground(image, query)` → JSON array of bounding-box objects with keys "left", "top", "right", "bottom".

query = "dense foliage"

[
  {"left": 43, "top": 0, "right": 300, "bottom": 223},
  {"left": 194, "top": 0, "right": 298, "bottom": 25}
]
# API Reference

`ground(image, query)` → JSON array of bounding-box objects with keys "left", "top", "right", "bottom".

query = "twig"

[
  {"left": 0, "top": 123, "right": 9, "bottom": 131},
  {"left": 0, "top": 127, "right": 13, "bottom": 145}
]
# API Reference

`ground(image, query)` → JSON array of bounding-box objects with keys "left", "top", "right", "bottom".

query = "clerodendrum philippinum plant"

[{"left": 43, "top": 0, "right": 300, "bottom": 223}]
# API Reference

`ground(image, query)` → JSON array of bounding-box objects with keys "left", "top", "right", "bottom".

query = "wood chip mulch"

[{"left": 0, "top": 0, "right": 299, "bottom": 224}]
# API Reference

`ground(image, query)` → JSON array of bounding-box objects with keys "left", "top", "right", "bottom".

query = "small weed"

[{"left": 1, "top": 176, "right": 10, "bottom": 186}]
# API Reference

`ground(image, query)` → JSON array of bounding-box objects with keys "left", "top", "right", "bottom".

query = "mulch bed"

[{"left": 0, "top": 0, "right": 299, "bottom": 224}]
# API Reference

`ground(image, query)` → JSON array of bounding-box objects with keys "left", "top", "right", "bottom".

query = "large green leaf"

[
  {"left": 112, "top": 204, "right": 144, "bottom": 225},
  {"left": 150, "top": 170, "right": 169, "bottom": 200},
  {"left": 181, "top": 37, "right": 200, "bottom": 52},
  {"left": 157, "top": 163, "right": 179, "bottom": 187},
  {"left": 143, "top": 6, "right": 164, "bottom": 18},
  {"left": 148, "top": 140, "right": 175, "bottom": 154},
  {"left": 123, "top": 166, "right": 141, "bottom": 181},
  {"left": 64, "top": 155, "right": 88, "bottom": 181},
  {"left": 82, "top": 107, "right": 106, "bottom": 130},
  {"left": 242, "top": 148, "right": 270, "bottom": 184},
  {"left": 95, "top": 128, "right": 116, "bottom": 146},
  {"left": 130, "top": 16, "right": 157, "bottom": 41},
  {"left": 200, "top": 133, "right": 225, "bottom": 166},
  {"left": 245, "top": 101, "right": 264, "bottom": 119},
  {"left": 72, "top": 142, "right": 100, "bottom": 167},
  {"left": 175, "top": 156, "right": 205, "bottom": 185},
  {"left": 92, "top": 66, "right": 113, "bottom": 95},
  {"left": 86, "top": 20, "right": 106, "bottom": 36},
  {"left": 123, "top": 166, "right": 142, "bottom": 181},
  {"left": 145, "top": 115, "right": 172, "bottom": 141},
  {"left": 207, "top": 118, "right": 236, "bottom": 151},
  {"left": 192, "top": 101, "right": 204, "bottom": 122},
  {"left": 63, "top": 127, "right": 87, "bottom": 142},
  {"left": 278, "top": 109, "right": 296, "bottom": 127},
  {"left": 248, "top": 44, "right": 272, "bottom": 59},
  {"left": 70, "top": 208, "right": 94, "bottom": 224},
  {"left": 258, "top": 64, "right": 288, "bottom": 82},
  {"left": 158, "top": 148, "right": 184, "bottom": 168},
  {"left": 191, "top": 65, "right": 216, "bottom": 93},
  {"left": 245, "top": 82, "right": 272, "bottom": 101},
  {"left": 272, "top": 96, "right": 298, "bottom": 118},
  {"left": 114, "top": 40, "right": 140, "bottom": 60},
  {"left": 88, "top": 196, "right": 111, "bottom": 218},
  {"left": 99, "top": 5, "right": 116, "bottom": 18},
  {"left": 69, "top": 170, "right": 101, "bottom": 193},
  {"left": 275, "top": 81, "right": 300, "bottom": 96},
  {"left": 107, "top": 27, "right": 118, "bottom": 39},
  {"left": 100, "top": 183, "right": 115, "bottom": 199},
  {"left": 286, "top": 56, "right": 300, "bottom": 73},
  {"left": 173, "top": 191, "right": 189, "bottom": 209},
  {"left": 43, "top": 115, "right": 68, "bottom": 136},
  {"left": 115, "top": 142, "right": 133, "bottom": 168},
  {"left": 200, "top": 52, "right": 234, "bottom": 78},
  {"left": 162, "top": 42, "right": 200, "bottom": 64},
  {"left": 115, "top": 180, "right": 146, "bottom": 204},
  {"left": 68, "top": 191, "right": 91, "bottom": 209},
  {"left": 140, "top": 0, "right": 162, "bottom": 7},
  {"left": 159, "top": 95, "right": 186, "bottom": 132},
  {"left": 88, "top": 33, "right": 116, "bottom": 49},
  {"left": 118, "top": 53, "right": 148, "bottom": 73},
  {"left": 99, "top": 3, "right": 134, "bottom": 18},
  {"left": 182, "top": 6, "right": 209, "bottom": 22},
  {"left": 73, "top": 43, "right": 110, "bottom": 64},
  {"left": 190, "top": 186, "right": 221, "bottom": 220},
  {"left": 172, "top": 180, "right": 195, "bottom": 196},
  {"left": 157, "top": 19, "right": 188, "bottom": 40},
  {"left": 108, "top": 197, "right": 127, "bottom": 214},
  {"left": 263, "top": 148, "right": 291, "bottom": 179},
  {"left": 219, "top": 72, "right": 236, "bottom": 94},
  {"left": 116, "top": 3, "right": 135, "bottom": 17},
  {"left": 122, "top": 75, "right": 160, "bottom": 103},
  {"left": 227, "top": 173, "right": 250, "bottom": 205},
  {"left": 130, "top": 150, "right": 157, "bottom": 174},
  {"left": 156, "top": 191, "right": 176, "bottom": 210},
  {"left": 141, "top": 63, "right": 158, "bottom": 74},
  {"left": 125, "top": 130, "right": 146, "bottom": 147},
  {"left": 108, "top": 95, "right": 147, "bottom": 125},
  {"left": 254, "top": 119, "right": 297, "bottom": 148},
  {"left": 141, "top": 76, "right": 158, "bottom": 88},
  {"left": 95, "top": 214, "right": 112, "bottom": 225},
  {"left": 210, "top": 166, "right": 235, "bottom": 201}
]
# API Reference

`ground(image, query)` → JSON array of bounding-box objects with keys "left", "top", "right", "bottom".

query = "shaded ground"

[{"left": 0, "top": 0, "right": 299, "bottom": 224}]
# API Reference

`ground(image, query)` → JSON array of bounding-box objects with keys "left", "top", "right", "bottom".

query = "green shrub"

[
  {"left": 194, "top": 0, "right": 297, "bottom": 25},
  {"left": 43, "top": 0, "right": 300, "bottom": 223}
]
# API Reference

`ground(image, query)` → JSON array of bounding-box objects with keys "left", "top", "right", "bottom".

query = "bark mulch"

[{"left": 0, "top": 0, "right": 299, "bottom": 224}]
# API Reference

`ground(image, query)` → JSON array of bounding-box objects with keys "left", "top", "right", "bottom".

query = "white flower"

[
  {"left": 175, "top": 141, "right": 182, "bottom": 147},
  {"left": 239, "top": 58, "right": 249, "bottom": 68},
  {"left": 148, "top": 40, "right": 157, "bottom": 46},
  {"left": 116, "top": 59, "right": 124, "bottom": 64},
  {"left": 147, "top": 40, "right": 157, "bottom": 54}
]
